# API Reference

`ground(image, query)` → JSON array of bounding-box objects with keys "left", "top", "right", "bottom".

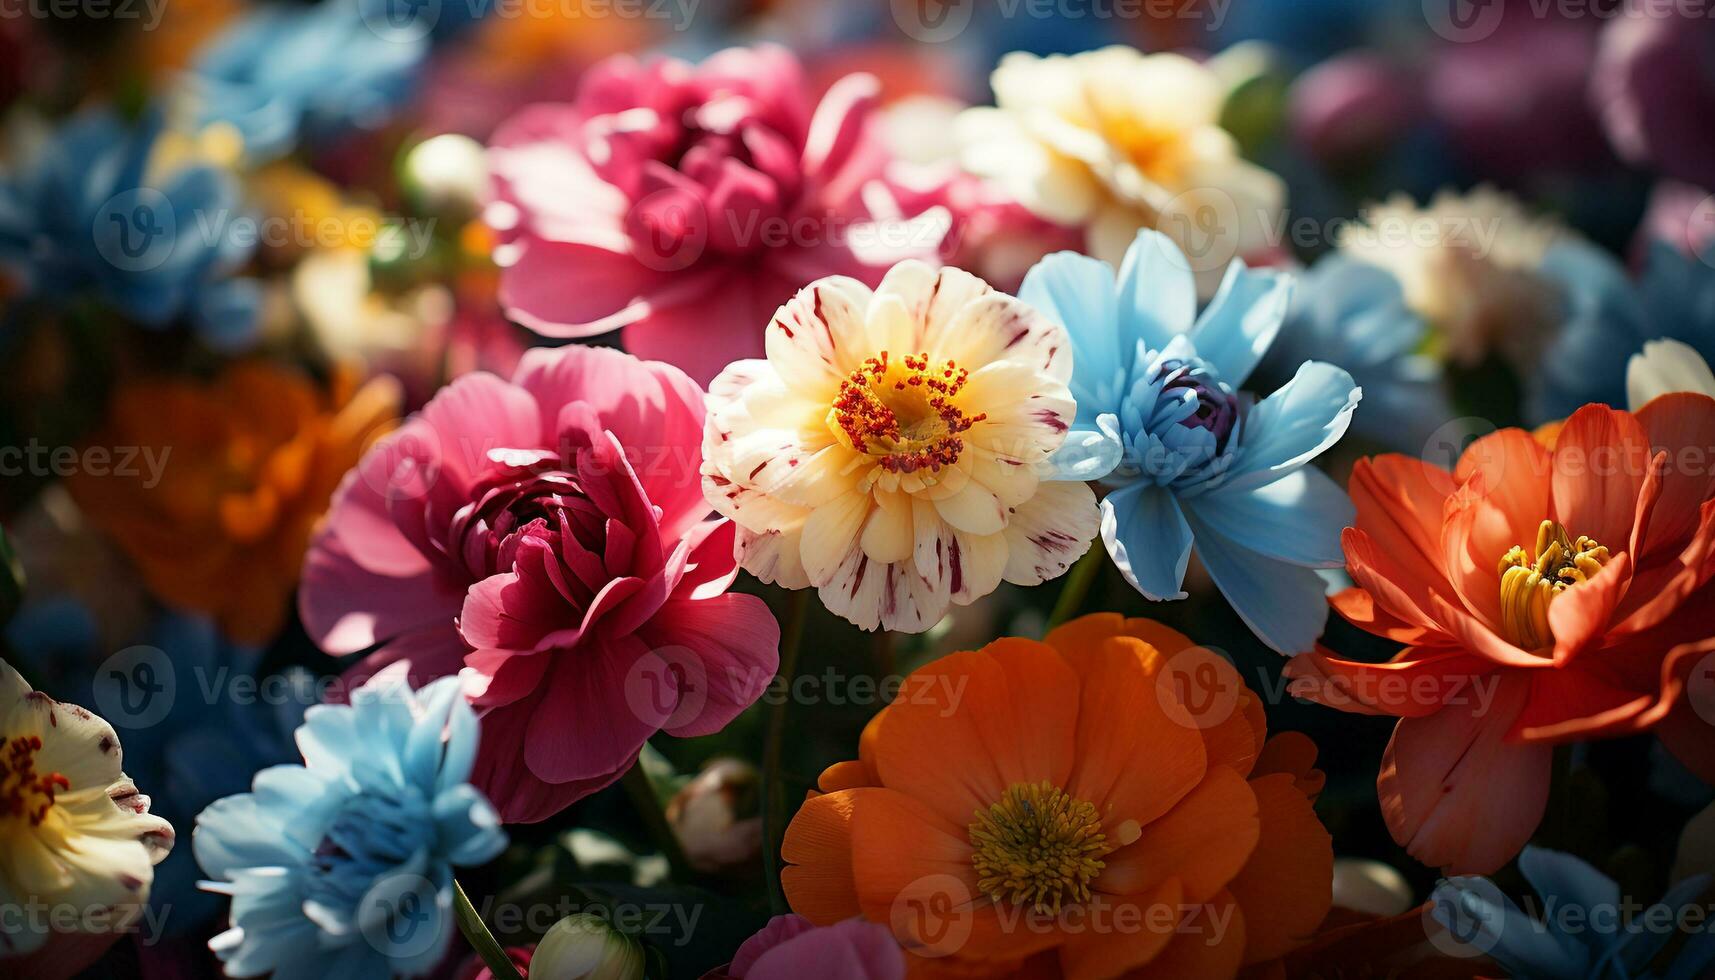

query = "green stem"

[
  {"left": 1047, "top": 544, "right": 1105, "bottom": 630},
  {"left": 762, "top": 589, "right": 811, "bottom": 914},
  {"left": 453, "top": 879, "right": 523, "bottom": 980},
  {"left": 620, "top": 761, "right": 694, "bottom": 882}
]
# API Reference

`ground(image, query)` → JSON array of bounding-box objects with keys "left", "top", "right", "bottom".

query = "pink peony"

[
  {"left": 485, "top": 44, "right": 936, "bottom": 385},
  {"left": 703, "top": 915, "right": 904, "bottom": 980},
  {"left": 300, "top": 344, "right": 779, "bottom": 823}
]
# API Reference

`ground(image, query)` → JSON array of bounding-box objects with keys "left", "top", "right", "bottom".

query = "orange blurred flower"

[
  {"left": 68, "top": 363, "right": 399, "bottom": 644},
  {"left": 781, "top": 613, "right": 1332, "bottom": 980},
  {"left": 1287, "top": 395, "right": 1715, "bottom": 874}
]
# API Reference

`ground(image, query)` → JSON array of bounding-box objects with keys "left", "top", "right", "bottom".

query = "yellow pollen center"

[
  {"left": 828, "top": 352, "right": 985, "bottom": 474},
  {"left": 0, "top": 734, "right": 69, "bottom": 827},
  {"left": 1497, "top": 519, "right": 1611, "bottom": 650},
  {"left": 968, "top": 781, "right": 1111, "bottom": 915}
]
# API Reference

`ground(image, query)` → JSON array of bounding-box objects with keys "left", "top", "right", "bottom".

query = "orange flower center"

[
  {"left": 1497, "top": 519, "right": 1611, "bottom": 650},
  {"left": 968, "top": 781, "right": 1110, "bottom": 915},
  {"left": 0, "top": 734, "right": 69, "bottom": 827},
  {"left": 828, "top": 352, "right": 986, "bottom": 475}
]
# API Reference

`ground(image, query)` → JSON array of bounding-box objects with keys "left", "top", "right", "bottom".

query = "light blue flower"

[
  {"left": 187, "top": 0, "right": 429, "bottom": 164},
  {"left": 1020, "top": 230, "right": 1361, "bottom": 653},
  {"left": 195, "top": 673, "right": 506, "bottom": 980},
  {"left": 1534, "top": 239, "right": 1715, "bottom": 422},
  {"left": 0, "top": 107, "right": 260, "bottom": 350},
  {"left": 1262, "top": 253, "right": 1454, "bottom": 452},
  {"left": 1432, "top": 846, "right": 1715, "bottom": 980}
]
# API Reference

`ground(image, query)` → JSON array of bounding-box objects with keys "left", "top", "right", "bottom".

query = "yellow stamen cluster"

[
  {"left": 829, "top": 351, "right": 985, "bottom": 474},
  {"left": 968, "top": 781, "right": 1110, "bottom": 915},
  {"left": 1497, "top": 519, "right": 1611, "bottom": 650}
]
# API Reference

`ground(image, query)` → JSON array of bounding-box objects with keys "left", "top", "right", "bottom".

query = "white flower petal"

[{"left": 1002, "top": 480, "right": 1101, "bottom": 586}]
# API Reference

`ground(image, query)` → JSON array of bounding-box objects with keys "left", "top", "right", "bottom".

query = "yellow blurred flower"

[
  {"left": 68, "top": 363, "right": 400, "bottom": 644},
  {"left": 957, "top": 46, "right": 1285, "bottom": 295}
]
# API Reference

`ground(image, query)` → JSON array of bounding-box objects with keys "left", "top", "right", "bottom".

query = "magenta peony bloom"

[
  {"left": 1593, "top": 0, "right": 1715, "bottom": 189},
  {"left": 486, "top": 44, "right": 933, "bottom": 385},
  {"left": 299, "top": 345, "right": 779, "bottom": 823},
  {"left": 703, "top": 915, "right": 904, "bottom": 980}
]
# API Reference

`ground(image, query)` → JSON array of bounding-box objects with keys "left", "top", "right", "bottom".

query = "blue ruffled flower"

[
  {"left": 0, "top": 108, "right": 260, "bottom": 349},
  {"left": 195, "top": 673, "right": 506, "bottom": 979},
  {"left": 1534, "top": 239, "right": 1715, "bottom": 422},
  {"left": 1020, "top": 230, "right": 1362, "bottom": 653},
  {"left": 187, "top": 0, "right": 429, "bottom": 164},
  {"left": 1433, "top": 846, "right": 1715, "bottom": 980},
  {"left": 1263, "top": 253, "right": 1454, "bottom": 452}
]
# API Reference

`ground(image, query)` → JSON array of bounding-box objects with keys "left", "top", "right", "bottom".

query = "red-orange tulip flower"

[
  {"left": 1288, "top": 395, "right": 1715, "bottom": 874},
  {"left": 781, "top": 614, "right": 1332, "bottom": 980}
]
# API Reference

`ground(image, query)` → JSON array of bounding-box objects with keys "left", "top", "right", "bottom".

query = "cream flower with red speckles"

[
  {"left": 0, "top": 660, "right": 173, "bottom": 972},
  {"left": 701, "top": 261, "right": 1100, "bottom": 632}
]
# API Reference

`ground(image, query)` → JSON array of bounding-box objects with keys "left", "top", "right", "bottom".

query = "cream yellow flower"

[
  {"left": 701, "top": 262, "right": 1100, "bottom": 632},
  {"left": 0, "top": 660, "right": 173, "bottom": 965},
  {"left": 1337, "top": 187, "right": 1566, "bottom": 367},
  {"left": 956, "top": 46, "right": 1285, "bottom": 295}
]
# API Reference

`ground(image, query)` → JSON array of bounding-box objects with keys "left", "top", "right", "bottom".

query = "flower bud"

[
  {"left": 528, "top": 913, "right": 646, "bottom": 980},
  {"left": 668, "top": 758, "right": 762, "bottom": 875}
]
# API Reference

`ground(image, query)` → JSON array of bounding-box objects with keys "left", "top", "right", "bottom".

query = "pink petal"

[
  {"left": 474, "top": 695, "right": 631, "bottom": 823},
  {"left": 642, "top": 592, "right": 780, "bottom": 738},
  {"left": 511, "top": 345, "right": 713, "bottom": 541},
  {"left": 744, "top": 919, "right": 905, "bottom": 980},
  {"left": 1378, "top": 675, "right": 1551, "bottom": 873},
  {"left": 499, "top": 236, "right": 719, "bottom": 338},
  {"left": 522, "top": 635, "right": 670, "bottom": 783}
]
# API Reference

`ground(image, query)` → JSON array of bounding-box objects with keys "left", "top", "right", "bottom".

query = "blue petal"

[
  {"left": 1180, "top": 467, "right": 1351, "bottom": 568},
  {"left": 1048, "top": 413, "right": 1124, "bottom": 481},
  {"left": 1517, "top": 847, "right": 1619, "bottom": 924},
  {"left": 1224, "top": 360, "right": 1361, "bottom": 494},
  {"left": 1100, "top": 482, "right": 1192, "bottom": 601},
  {"left": 1116, "top": 229, "right": 1197, "bottom": 351},
  {"left": 1019, "top": 250, "right": 1123, "bottom": 415},
  {"left": 1181, "top": 507, "right": 1332, "bottom": 654},
  {"left": 1190, "top": 259, "right": 1294, "bottom": 387}
]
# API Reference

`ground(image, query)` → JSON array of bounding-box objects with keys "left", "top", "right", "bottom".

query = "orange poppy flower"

[
  {"left": 68, "top": 363, "right": 399, "bottom": 644},
  {"left": 780, "top": 613, "right": 1332, "bottom": 980},
  {"left": 1287, "top": 395, "right": 1715, "bottom": 874}
]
